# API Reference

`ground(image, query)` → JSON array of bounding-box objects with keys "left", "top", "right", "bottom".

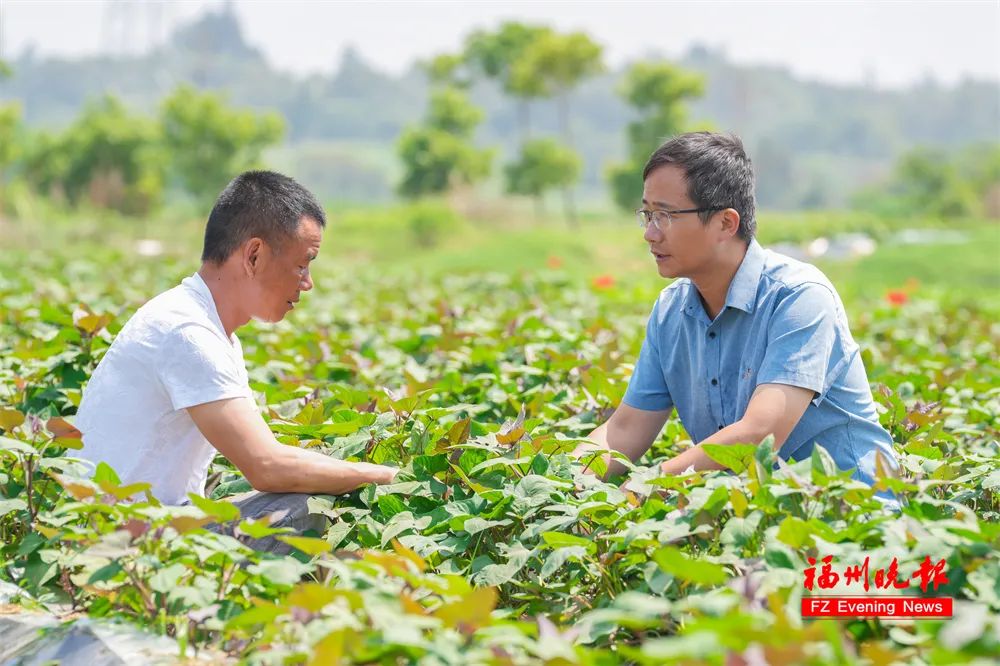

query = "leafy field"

[{"left": 1, "top": 227, "right": 999, "bottom": 664}]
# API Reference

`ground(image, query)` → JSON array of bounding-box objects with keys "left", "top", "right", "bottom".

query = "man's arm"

[
  {"left": 660, "top": 383, "right": 813, "bottom": 474},
  {"left": 188, "top": 397, "right": 396, "bottom": 494},
  {"left": 576, "top": 403, "right": 672, "bottom": 477}
]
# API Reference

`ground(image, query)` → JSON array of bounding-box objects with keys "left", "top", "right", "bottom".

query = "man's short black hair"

[
  {"left": 643, "top": 132, "right": 756, "bottom": 242},
  {"left": 202, "top": 171, "right": 326, "bottom": 265}
]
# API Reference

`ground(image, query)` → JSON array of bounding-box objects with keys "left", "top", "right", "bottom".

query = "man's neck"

[
  {"left": 197, "top": 264, "right": 249, "bottom": 338},
  {"left": 689, "top": 242, "right": 749, "bottom": 321}
]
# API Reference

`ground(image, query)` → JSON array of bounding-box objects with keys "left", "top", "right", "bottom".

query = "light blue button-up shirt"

[{"left": 624, "top": 239, "right": 898, "bottom": 485}]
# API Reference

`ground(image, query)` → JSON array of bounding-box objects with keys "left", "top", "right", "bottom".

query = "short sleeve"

[
  {"left": 622, "top": 303, "right": 674, "bottom": 411},
  {"left": 757, "top": 284, "right": 854, "bottom": 406},
  {"left": 158, "top": 323, "right": 249, "bottom": 410}
]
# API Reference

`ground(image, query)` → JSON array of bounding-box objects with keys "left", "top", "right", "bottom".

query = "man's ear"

[
  {"left": 243, "top": 238, "right": 265, "bottom": 277},
  {"left": 719, "top": 208, "right": 741, "bottom": 239}
]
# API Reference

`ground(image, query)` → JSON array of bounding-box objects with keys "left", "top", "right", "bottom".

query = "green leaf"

[
  {"left": 540, "top": 531, "right": 594, "bottom": 552},
  {"left": 0, "top": 498, "right": 27, "bottom": 516},
  {"left": 652, "top": 546, "right": 727, "bottom": 586},
  {"left": 0, "top": 409, "right": 25, "bottom": 432},
  {"left": 188, "top": 494, "right": 241, "bottom": 522},
  {"left": 0, "top": 436, "right": 36, "bottom": 455},
  {"left": 474, "top": 547, "right": 532, "bottom": 586},
  {"left": 719, "top": 512, "right": 763, "bottom": 550},
  {"left": 238, "top": 517, "right": 292, "bottom": 540},
  {"left": 433, "top": 586, "right": 497, "bottom": 629},
  {"left": 776, "top": 516, "right": 815, "bottom": 548},
  {"left": 86, "top": 561, "right": 124, "bottom": 585},
  {"left": 540, "top": 545, "right": 589, "bottom": 580},
  {"left": 702, "top": 443, "right": 757, "bottom": 473},
  {"left": 412, "top": 454, "right": 450, "bottom": 478},
  {"left": 377, "top": 494, "right": 408, "bottom": 519},
  {"left": 148, "top": 563, "right": 187, "bottom": 593},
  {"left": 462, "top": 517, "right": 511, "bottom": 536},
  {"left": 811, "top": 444, "right": 838, "bottom": 480},
  {"left": 226, "top": 602, "right": 284, "bottom": 629},
  {"left": 92, "top": 461, "right": 121, "bottom": 486},
  {"left": 286, "top": 582, "right": 337, "bottom": 612},
  {"left": 277, "top": 535, "right": 333, "bottom": 556}
]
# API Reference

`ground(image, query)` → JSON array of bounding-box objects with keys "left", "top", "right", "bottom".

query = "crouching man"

[
  {"left": 579, "top": 132, "right": 898, "bottom": 497},
  {"left": 76, "top": 171, "right": 397, "bottom": 552}
]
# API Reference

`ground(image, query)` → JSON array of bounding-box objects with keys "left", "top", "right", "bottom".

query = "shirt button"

[
  {"left": 711, "top": 378, "right": 718, "bottom": 386},
  {"left": 708, "top": 331, "right": 716, "bottom": 339},
  {"left": 718, "top": 424, "right": 724, "bottom": 430}
]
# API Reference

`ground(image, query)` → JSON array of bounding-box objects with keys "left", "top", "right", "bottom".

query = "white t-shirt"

[{"left": 76, "top": 273, "right": 252, "bottom": 504}]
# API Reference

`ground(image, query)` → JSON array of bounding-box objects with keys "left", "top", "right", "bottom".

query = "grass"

[{"left": 5, "top": 199, "right": 997, "bottom": 310}]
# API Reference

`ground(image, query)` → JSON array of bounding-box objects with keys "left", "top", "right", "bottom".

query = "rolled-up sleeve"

[
  {"left": 158, "top": 323, "right": 249, "bottom": 411},
  {"left": 756, "top": 284, "right": 854, "bottom": 406},
  {"left": 622, "top": 303, "right": 674, "bottom": 411}
]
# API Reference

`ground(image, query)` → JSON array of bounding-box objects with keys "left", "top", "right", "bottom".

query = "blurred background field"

[{"left": 1, "top": 2, "right": 998, "bottom": 311}]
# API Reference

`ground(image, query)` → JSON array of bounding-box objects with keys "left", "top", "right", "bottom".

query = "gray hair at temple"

[{"left": 643, "top": 132, "right": 757, "bottom": 242}]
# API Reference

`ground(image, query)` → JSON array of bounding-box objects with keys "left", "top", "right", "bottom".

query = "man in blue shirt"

[{"left": 583, "top": 132, "right": 898, "bottom": 487}]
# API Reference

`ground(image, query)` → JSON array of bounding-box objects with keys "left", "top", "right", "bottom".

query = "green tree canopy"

[
  {"left": 505, "top": 138, "right": 581, "bottom": 204},
  {"left": 160, "top": 85, "right": 284, "bottom": 205},
  {"left": 607, "top": 61, "right": 705, "bottom": 212},
  {"left": 427, "top": 87, "right": 485, "bottom": 135},
  {"left": 854, "top": 144, "right": 999, "bottom": 218},
  {"left": 508, "top": 31, "right": 603, "bottom": 225},
  {"left": 23, "top": 95, "right": 163, "bottom": 215},
  {"left": 397, "top": 87, "right": 492, "bottom": 198},
  {"left": 466, "top": 22, "right": 551, "bottom": 98}
]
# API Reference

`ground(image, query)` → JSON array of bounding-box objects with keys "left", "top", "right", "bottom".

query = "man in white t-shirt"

[{"left": 76, "top": 171, "right": 396, "bottom": 552}]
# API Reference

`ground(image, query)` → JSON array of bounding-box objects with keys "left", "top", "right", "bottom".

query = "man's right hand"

[{"left": 188, "top": 397, "right": 397, "bottom": 494}]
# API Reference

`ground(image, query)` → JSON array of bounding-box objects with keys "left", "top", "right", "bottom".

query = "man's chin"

[
  {"left": 657, "top": 266, "right": 678, "bottom": 279},
  {"left": 250, "top": 313, "right": 284, "bottom": 325}
]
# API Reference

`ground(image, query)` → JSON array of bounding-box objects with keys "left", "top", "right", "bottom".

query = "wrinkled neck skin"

[
  {"left": 688, "top": 241, "right": 748, "bottom": 321},
  {"left": 198, "top": 261, "right": 252, "bottom": 339}
]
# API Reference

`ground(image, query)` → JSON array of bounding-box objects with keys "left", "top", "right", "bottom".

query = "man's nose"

[
  {"left": 643, "top": 222, "right": 661, "bottom": 243},
  {"left": 300, "top": 271, "right": 314, "bottom": 291}
]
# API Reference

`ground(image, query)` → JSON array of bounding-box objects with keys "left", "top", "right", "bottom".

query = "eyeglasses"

[{"left": 635, "top": 207, "right": 726, "bottom": 231}]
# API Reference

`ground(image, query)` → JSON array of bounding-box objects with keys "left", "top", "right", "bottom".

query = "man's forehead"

[
  {"left": 297, "top": 216, "right": 324, "bottom": 242},
  {"left": 643, "top": 165, "right": 689, "bottom": 206}
]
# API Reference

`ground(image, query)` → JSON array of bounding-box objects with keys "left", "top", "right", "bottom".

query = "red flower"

[
  {"left": 546, "top": 255, "right": 563, "bottom": 269},
  {"left": 886, "top": 290, "right": 908, "bottom": 306},
  {"left": 592, "top": 274, "right": 615, "bottom": 289}
]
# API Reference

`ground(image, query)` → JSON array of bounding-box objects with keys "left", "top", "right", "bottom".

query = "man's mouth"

[{"left": 651, "top": 251, "right": 670, "bottom": 261}]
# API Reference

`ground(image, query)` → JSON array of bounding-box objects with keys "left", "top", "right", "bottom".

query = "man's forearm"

[
  {"left": 575, "top": 421, "right": 632, "bottom": 478},
  {"left": 660, "top": 419, "right": 772, "bottom": 475},
  {"left": 252, "top": 445, "right": 394, "bottom": 494}
]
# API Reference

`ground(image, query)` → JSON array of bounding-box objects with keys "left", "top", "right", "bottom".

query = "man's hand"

[
  {"left": 574, "top": 403, "right": 671, "bottom": 478},
  {"left": 659, "top": 383, "right": 814, "bottom": 474},
  {"left": 188, "top": 397, "right": 397, "bottom": 494}
]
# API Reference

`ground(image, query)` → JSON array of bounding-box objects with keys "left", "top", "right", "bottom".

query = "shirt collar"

[
  {"left": 187, "top": 272, "right": 236, "bottom": 345},
  {"left": 724, "top": 238, "right": 766, "bottom": 314}
]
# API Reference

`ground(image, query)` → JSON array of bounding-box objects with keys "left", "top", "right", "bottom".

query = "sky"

[{"left": 2, "top": 0, "right": 999, "bottom": 89}]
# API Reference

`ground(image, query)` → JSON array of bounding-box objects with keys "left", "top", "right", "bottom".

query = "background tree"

[
  {"left": 0, "top": 102, "right": 22, "bottom": 216},
  {"left": 22, "top": 95, "right": 164, "bottom": 216},
  {"left": 465, "top": 22, "right": 551, "bottom": 144},
  {"left": 606, "top": 62, "right": 704, "bottom": 212},
  {"left": 397, "top": 58, "right": 492, "bottom": 199},
  {"left": 160, "top": 85, "right": 284, "bottom": 206},
  {"left": 853, "top": 144, "right": 1000, "bottom": 218},
  {"left": 0, "top": 62, "right": 21, "bottom": 216},
  {"left": 510, "top": 32, "right": 603, "bottom": 225},
  {"left": 504, "top": 138, "right": 581, "bottom": 217}
]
